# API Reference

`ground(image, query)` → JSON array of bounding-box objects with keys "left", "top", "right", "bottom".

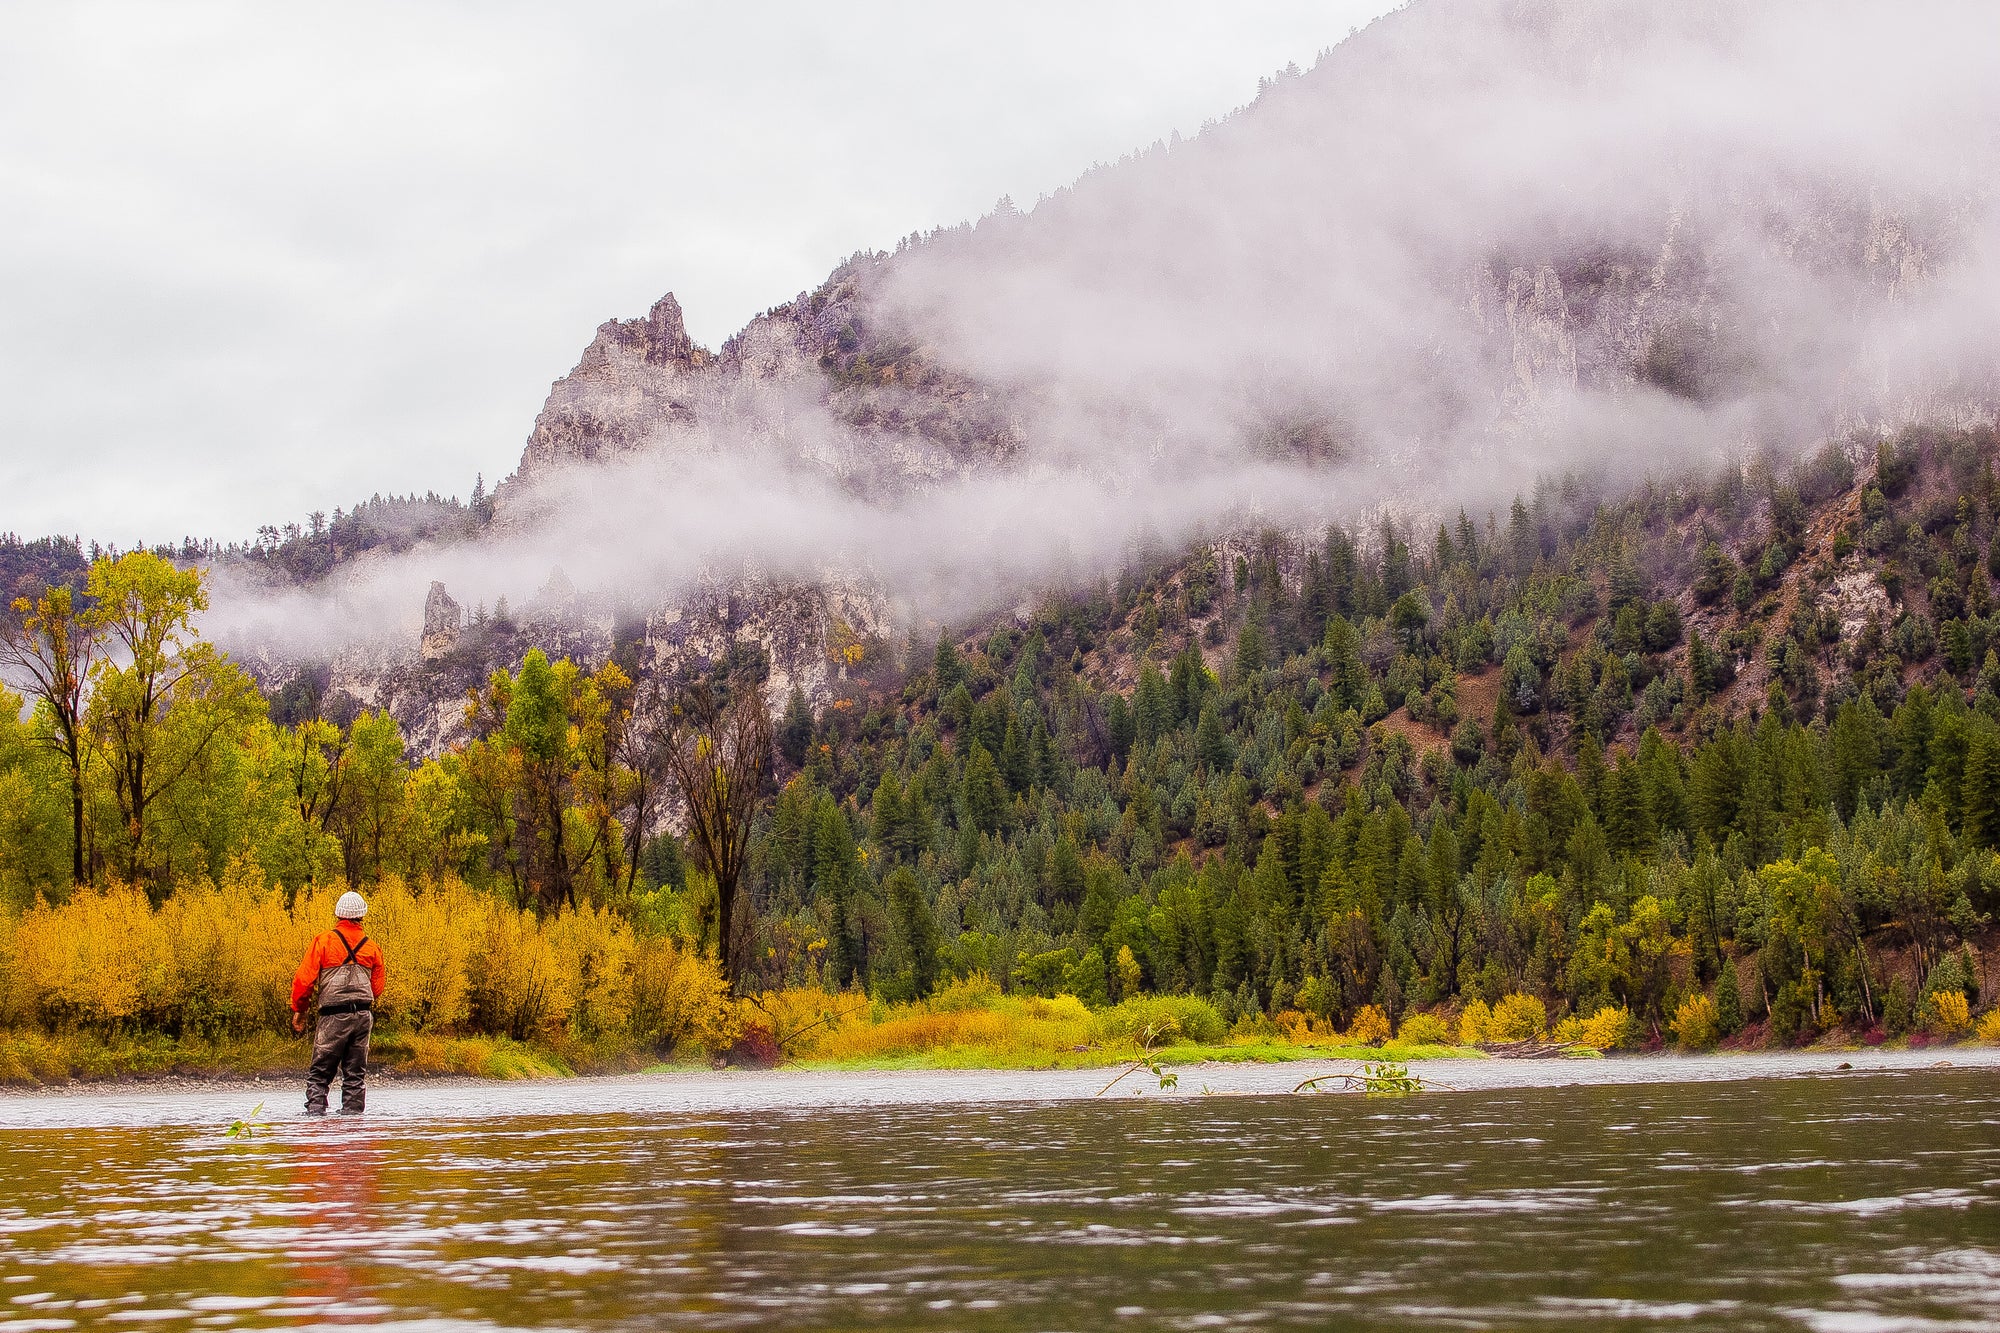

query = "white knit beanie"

[{"left": 335, "top": 891, "right": 368, "bottom": 920}]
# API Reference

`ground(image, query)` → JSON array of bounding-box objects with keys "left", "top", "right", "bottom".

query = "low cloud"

[{"left": 208, "top": 0, "right": 2000, "bottom": 659}]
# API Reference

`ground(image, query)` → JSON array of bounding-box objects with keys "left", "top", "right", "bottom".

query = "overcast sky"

[{"left": 0, "top": 1, "right": 1399, "bottom": 545}]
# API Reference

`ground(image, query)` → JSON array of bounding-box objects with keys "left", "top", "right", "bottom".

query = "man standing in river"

[{"left": 290, "top": 891, "right": 386, "bottom": 1116}]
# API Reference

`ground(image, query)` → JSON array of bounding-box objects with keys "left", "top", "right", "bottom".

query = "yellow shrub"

[
  {"left": 744, "top": 986, "right": 855, "bottom": 1060},
  {"left": 1028, "top": 994, "right": 1095, "bottom": 1025},
  {"left": 10, "top": 885, "right": 160, "bottom": 1030},
  {"left": 365, "top": 878, "right": 483, "bottom": 1032},
  {"left": 1458, "top": 998, "right": 1492, "bottom": 1045},
  {"left": 630, "top": 940, "right": 736, "bottom": 1053},
  {"left": 547, "top": 904, "right": 636, "bottom": 1040},
  {"left": 465, "top": 899, "right": 566, "bottom": 1039},
  {"left": 1345, "top": 1004, "right": 1391, "bottom": 1046},
  {"left": 810, "top": 987, "right": 1097, "bottom": 1065},
  {"left": 1395, "top": 1012, "right": 1453, "bottom": 1046},
  {"left": 0, "top": 1031, "right": 77, "bottom": 1085},
  {"left": 1977, "top": 1008, "right": 2000, "bottom": 1044},
  {"left": 152, "top": 878, "right": 297, "bottom": 1034},
  {"left": 228, "top": 873, "right": 316, "bottom": 1030},
  {"left": 0, "top": 873, "right": 749, "bottom": 1061},
  {"left": 1274, "top": 1009, "right": 1335, "bottom": 1043},
  {"left": 818, "top": 1006, "right": 1020, "bottom": 1060},
  {"left": 927, "top": 974, "right": 1003, "bottom": 1012},
  {"left": 1489, "top": 993, "right": 1549, "bottom": 1042},
  {"left": 1669, "top": 995, "right": 1718, "bottom": 1051},
  {"left": 1924, "top": 990, "right": 1971, "bottom": 1037},
  {"left": 1553, "top": 1004, "right": 1635, "bottom": 1051},
  {"left": 1092, "top": 994, "right": 1225, "bottom": 1045}
]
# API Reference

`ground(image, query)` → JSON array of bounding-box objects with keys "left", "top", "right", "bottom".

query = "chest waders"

[
  {"left": 306, "top": 931, "right": 374, "bottom": 1116},
  {"left": 317, "top": 932, "right": 374, "bottom": 1015}
]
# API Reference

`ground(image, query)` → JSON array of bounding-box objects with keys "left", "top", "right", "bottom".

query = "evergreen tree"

[
  {"left": 870, "top": 772, "right": 907, "bottom": 860},
  {"left": 1608, "top": 548, "right": 1644, "bottom": 609},
  {"left": 1961, "top": 720, "right": 2000, "bottom": 849},
  {"left": 1134, "top": 663, "right": 1171, "bottom": 744},
  {"left": 778, "top": 686, "right": 814, "bottom": 768},
  {"left": 1389, "top": 591, "right": 1429, "bottom": 649},
  {"left": 1501, "top": 643, "right": 1541, "bottom": 714},
  {"left": 1323, "top": 616, "right": 1367, "bottom": 709},
  {"left": 813, "top": 802, "right": 864, "bottom": 988},
  {"left": 933, "top": 632, "right": 965, "bottom": 693},
  {"left": 887, "top": 868, "right": 940, "bottom": 999},
  {"left": 1194, "top": 703, "right": 1232, "bottom": 773},
  {"left": 1235, "top": 616, "right": 1269, "bottom": 676},
  {"left": 1104, "top": 692, "right": 1136, "bottom": 759},
  {"left": 1045, "top": 834, "right": 1085, "bottom": 907},
  {"left": 1707, "top": 960, "right": 1746, "bottom": 1035},
  {"left": 961, "top": 740, "right": 1007, "bottom": 835},
  {"left": 1828, "top": 699, "right": 1881, "bottom": 821}
]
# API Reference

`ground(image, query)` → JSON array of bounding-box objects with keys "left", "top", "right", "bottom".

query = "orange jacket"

[{"left": 291, "top": 920, "right": 386, "bottom": 1013}]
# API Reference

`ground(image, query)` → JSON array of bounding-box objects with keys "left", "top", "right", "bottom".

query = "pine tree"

[
  {"left": 1389, "top": 591, "right": 1429, "bottom": 649},
  {"left": 1168, "top": 645, "right": 1209, "bottom": 725},
  {"left": 1608, "top": 548, "right": 1645, "bottom": 610},
  {"left": 998, "top": 716, "right": 1031, "bottom": 793},
  {"left": 812, "top": 803, "right": 863, "bottom": 988},
  {"left": 1194, "top": 702, "right": 1231, "bottom": 773},
  {"left": 1693, "top": 540, "right": 1735, "bottom": 604},
  {"left": 1960, "top": 720, "right": 2000, "bottom": 849},
  {"left": 1603, "top": 759, "right": 1654, "bottom": 856},
  {"left": 1134, "top": 662, "right": 1170, "bottom": 744},
  {"left": 1323, "top": 616, "right": 1367, "bottom": 709},
  {"left": 870, "top": 772, "right": 907, "bottom": 860},
  {"left": 778, "top": 686, "right": 814, "bottom": 768},
  {"left": 1104, "top": 692, "right": 1136, "bottom": 759},
  {"left": 887, "top": 868, "right": 940, "bottom": 999},
  {"left": 933, "top": 632, "right": 965, "bottom": 693},
  {"left": 1508, "top": 497, "right": 1536, "bottom": 574},
  {"left": 1235, "top": 615, "right": 1269, "bottom": 676},
  {"left": 1827, "top": 699, "right": 1880, "bottom": 822},
  {"left": 1046, "top": 835, "right": 1085, "bottom": 907},
  {"left": 1501, "top": 643, "right": 1541, "bottom": 714},
  {"left": 961, "top": 740, "right": 1007, "bottom": 835},
  {"left": 1714, "top": 957, "right": 1743, "bottom": 1035}
]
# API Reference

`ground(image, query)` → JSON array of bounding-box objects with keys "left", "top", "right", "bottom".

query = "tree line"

[{"left": 3, "top": 426, "right": 1996, "bottom": 1042}]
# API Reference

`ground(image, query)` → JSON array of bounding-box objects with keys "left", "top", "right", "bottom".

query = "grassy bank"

[
  {"left": 746, "top": 979, "right": 1488, "bottom": 1073},
  {"left": 0, "top": 1028, "right": 613, "bottom": 1086},
  {"left": 10, "top": 973, "right": 1994, "bottom": 1088},
  {"left": 792, "top": 1041, "right": 1482, "bottom": 1074}
]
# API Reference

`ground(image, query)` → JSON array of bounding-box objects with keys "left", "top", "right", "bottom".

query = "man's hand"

[{"left": 291, "top": 1011, "right": 306, "bottom": 1035}]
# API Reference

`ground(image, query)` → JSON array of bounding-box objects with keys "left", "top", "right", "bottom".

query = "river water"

[{"left": 1, "top": 1054, "right": 1996, "bottom": 1330}]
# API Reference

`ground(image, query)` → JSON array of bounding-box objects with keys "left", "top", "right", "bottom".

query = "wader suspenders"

[{"left": 317, "top": 931, "right": 374, "bottom": 1015}]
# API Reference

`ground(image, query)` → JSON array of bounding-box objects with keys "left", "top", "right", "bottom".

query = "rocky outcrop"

[
  {"left": 1821, "top": 570, "right": 1895, "bottom": 645},
  {"left": 420, "top": 581, "right": 461, "bottom": 661},
  {"left": 514, "top": 294, "right": 710, "bottom": 479},
  {"left": 315, "top": 572, "right": 895, "bottom": 759}
]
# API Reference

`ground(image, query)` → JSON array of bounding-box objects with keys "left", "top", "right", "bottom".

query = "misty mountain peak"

[{"left": 516, "top": 292, "right": 710, "bottom": 480}]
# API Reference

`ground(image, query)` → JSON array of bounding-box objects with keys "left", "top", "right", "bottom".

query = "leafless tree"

[
  {"left": 659, "top": 677, "right": 771, "bottom": 990},
  {"left": 616, "top": 679, "right": 673, "bottom": 898}
]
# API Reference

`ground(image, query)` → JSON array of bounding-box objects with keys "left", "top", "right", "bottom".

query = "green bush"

[
  {"left": 1394, "top": 1012, "right": 1453, "bottom": 1045},
  {"left": 1093, "top": 995, "right": 1227, "bottom": 1046}
]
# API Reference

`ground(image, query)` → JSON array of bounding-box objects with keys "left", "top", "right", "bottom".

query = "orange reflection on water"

[{"left": 276, "top": 1122, "right": 384, "bottom": 1322}]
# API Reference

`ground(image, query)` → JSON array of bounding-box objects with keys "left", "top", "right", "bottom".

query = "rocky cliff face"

[
  {"left": 320, "top": 569, "right": 893, "bottom": 759},
  {"left": 419, "top": 580, "right": 461, "bottom": 661},
  {"left": 502, "top": 5, "right": 1990, "bottom": 520},
  {"left": 295, "top": 0, "right": 1996, "bottom": 756},
  {"left": 515, "top": 295, "right": 709, "bottom": 478}
]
